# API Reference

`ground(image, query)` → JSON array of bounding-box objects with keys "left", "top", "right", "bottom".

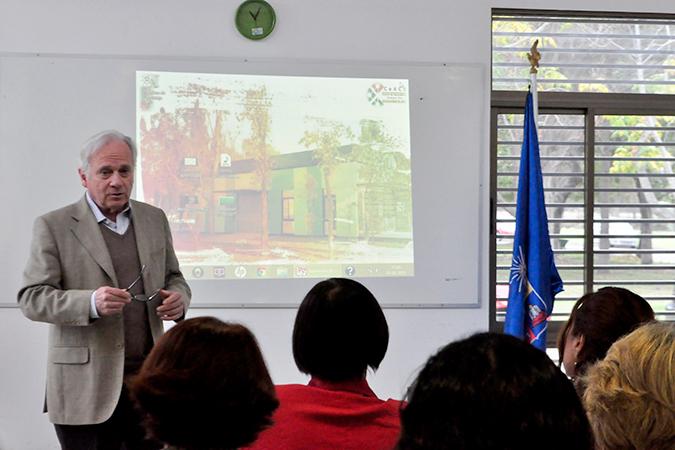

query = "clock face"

[{"left": 235, "top": 0, "right": 276, "bottom": 40}]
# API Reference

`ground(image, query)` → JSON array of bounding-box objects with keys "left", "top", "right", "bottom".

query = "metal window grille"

[
  {"left": 492, "top": 11, "right": 675, "bottom": 94},
  {"left": 592, "top": 116, "right": 675, "bottom": 307},
  {"left": 490, "top": 10, "right": 675, "bottom": 342}
]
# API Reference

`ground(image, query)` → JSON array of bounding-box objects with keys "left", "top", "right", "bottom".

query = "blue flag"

[{"left": 504, "top": 91, "right": 563, "bottom": 350}]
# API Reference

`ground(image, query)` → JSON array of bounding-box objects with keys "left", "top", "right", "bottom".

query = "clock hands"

[
  {"left": 236, "top": 1, "right": 275, "bottom": 39},
  {"left": 248, "top": 6, "right": 262, "bottom": 23}
]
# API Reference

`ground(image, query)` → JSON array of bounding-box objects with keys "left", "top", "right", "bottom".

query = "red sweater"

[{"left": 246, "top": 378, "right": 402, "bottom": 450}]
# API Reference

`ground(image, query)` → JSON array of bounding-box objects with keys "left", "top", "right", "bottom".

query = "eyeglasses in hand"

[{"left": 124, "top": 264, "right": 162, "bottom": 302}]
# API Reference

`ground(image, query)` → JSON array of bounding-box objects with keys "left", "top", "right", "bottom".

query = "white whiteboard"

[{"left": 0, "top": 54, "right": 484, "bottom": 307}]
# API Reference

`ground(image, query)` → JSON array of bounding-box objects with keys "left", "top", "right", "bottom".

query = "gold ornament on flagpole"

[{"left": 527, "top": 40, "right": 541, "bottom": 74}]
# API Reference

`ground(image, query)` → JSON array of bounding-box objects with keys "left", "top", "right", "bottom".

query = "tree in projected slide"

[
  {"left": 301, "top": 119, "right": 354, "bottom": 257},
  {"left": 140, "top": 109, "right": 185, "bottom": 212},
  {"left": 174, "top": 101, "right": 212, "bottom": 245},
  {"left": 140, "top": 80, "right": 236, "bottom": 250},
  {"left": 353, "top": 119, "right": 407, "bottom": 239},
  {"left": 239, "top": 86, "right": 275, "bottom": 253}
]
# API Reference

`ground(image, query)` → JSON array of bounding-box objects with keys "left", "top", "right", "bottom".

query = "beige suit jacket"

[{"left": 17, "top": 196, "right": 191, "bottom": 425}]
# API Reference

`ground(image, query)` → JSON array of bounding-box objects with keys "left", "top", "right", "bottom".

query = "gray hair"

[{"left": 80, "top": 130, "right": 137, "bottom": 174}]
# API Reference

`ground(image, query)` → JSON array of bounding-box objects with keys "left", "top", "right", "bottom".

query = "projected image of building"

[{"left": 136, "top": 71, "right": 413, "bottom": 278}]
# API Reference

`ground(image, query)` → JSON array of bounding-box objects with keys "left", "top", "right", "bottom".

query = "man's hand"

[
  {"left": 156, "top": 290, "right": 184, "bottom": 321},
  {"left": 94, "top": 286, "right": 131, "bottom": 316}
]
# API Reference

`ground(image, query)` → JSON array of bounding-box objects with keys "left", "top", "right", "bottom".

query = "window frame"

[
  {"left": 493, "top": 8, "right": 675, "bottom": 22},
  {"left": 490, "top": 91, "right": 675, "bottom": 347}
]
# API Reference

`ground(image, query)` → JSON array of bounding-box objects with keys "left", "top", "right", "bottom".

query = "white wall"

[{"left": 1, "top": 1, "right": 673, "bottom": 449}]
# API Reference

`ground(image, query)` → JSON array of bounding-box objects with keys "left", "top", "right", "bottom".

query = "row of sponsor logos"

[{"left": 187, "top": 263, "right": 413, "bottom": 279}]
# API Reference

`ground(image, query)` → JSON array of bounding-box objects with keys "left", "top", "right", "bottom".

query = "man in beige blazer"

[{"left": 18, "top": 130, "right": 191, "bottom": 449}]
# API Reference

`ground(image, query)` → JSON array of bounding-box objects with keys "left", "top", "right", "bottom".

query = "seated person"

[
  {"left": 129, "top": 317, "right": 279, "bottom": 450},
  {"left": 557, "top": 287, "right": 654, "bottom": 388},
  {"left": 583, "top": 321, "right": 674, "bottom": 450},
  {"left": 397, "top": 332, "right": 593, "bottom": 450},
  {"left": 247, "top": 278, "right": 401, "bottom": 450}
]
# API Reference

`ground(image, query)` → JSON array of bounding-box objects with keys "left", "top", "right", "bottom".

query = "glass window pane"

[
  {"left": 593, "top": 115, "right": 675, "bottom": 314},
  {"left": 492, "top": 14, "right": 675, "bottom": 94}
]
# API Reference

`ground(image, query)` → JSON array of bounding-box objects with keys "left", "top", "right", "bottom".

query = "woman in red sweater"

[{"left": 247, "top": 278, "right": 401, "bottom": 450}]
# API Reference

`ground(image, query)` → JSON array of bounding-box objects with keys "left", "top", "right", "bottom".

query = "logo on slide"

[
  {"left": 367, "top": 83, "right": 385, "bottom": 106},
  {"left": 367, "top": 82, "right": 408, "bottom": 106}
]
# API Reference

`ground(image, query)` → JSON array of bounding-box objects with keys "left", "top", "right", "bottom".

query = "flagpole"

[
  {"left": 528, "top": 40, "right": 541, "bottom": 127},
  {"left": 504, "top": 38, "right": 563, "bottom": 350}
]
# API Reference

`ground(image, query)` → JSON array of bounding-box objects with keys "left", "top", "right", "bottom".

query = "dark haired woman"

[
  {"left": 247, "top": 278, "right": 401, "bottom": 450},
  {"left": 558, "top": 286, "right": 654, "bottom": 387},
  {"left": 397, "top": 332, "right": 593, "bottom": 450},
  {"left": 129, "top": 317, "right": 279, "bottom": 450}
]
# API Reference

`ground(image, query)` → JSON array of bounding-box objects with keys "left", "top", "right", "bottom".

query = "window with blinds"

[
  {"left": 492, "top": 12, "right": 675, "bottom": 94},
  {"left": 490, "top": 10, "right": 675, "bottom": 339},
  {"left": 593, "top": 115, "right": 675, "bottom": 306}
]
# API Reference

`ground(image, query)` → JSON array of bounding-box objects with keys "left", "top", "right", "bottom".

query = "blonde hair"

[{"left": 582, "top": 321, "right": 675, "bottom": 450}]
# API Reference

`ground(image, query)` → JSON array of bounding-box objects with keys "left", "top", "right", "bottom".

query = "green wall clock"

[{"left": 235, "top": 0, "right": 276, "bottom": 40}]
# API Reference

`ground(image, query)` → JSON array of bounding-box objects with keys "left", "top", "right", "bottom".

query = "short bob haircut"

[
  {"left": 129, "top": 317, "right": 279, "bottom": 450},
  {"left": 80, "top": 129, "right": 137, "bottom": 174},
  {"left": 583, "top": 321, "right": 674, "bottom": 450},
  {"left": 293, "top": 278, "right": 389, "bottom": 382},
  {"left": 557, "top": 287, "right": 654, "bottom": 378},
  {"left": 397, "top": 333, "right": 593, "bottom": 450}
]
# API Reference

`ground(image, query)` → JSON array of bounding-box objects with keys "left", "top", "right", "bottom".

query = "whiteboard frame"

[{"left": 1, "top": 53, "right": 485, "bottom": 308}]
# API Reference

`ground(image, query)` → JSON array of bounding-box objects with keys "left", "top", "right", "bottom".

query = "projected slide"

[{"left": 136, "top": 70, "right": 413, "bottom": 280}]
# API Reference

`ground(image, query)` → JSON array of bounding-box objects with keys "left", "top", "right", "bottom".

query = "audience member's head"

[
  {"left": 293, "top": 277, "right": 389, "bottom": 382},
  {"left": 558, "top": 286, "right": 654, "bottom": 380},
  {"left": 397, "top": 332, "right": 593, "bottom": 450},
  {"left": 583, "top": 321, "right": 674, "bottom": 450},
  {"left": 129, "top": 317, "right": 279, "bottom": 450}
]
